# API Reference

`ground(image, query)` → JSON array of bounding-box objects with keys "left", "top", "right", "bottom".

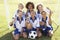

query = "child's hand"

[
  {"left": 36, "top": 28, "right": 40, "bottom": 32},
  {"left": 9, "top": 18, "right": 16, "bottom": 26},
  {"left": 9, "top": 22, "right": 13, "bottom": 26},
  {"left": 40, "top": 21, "right": 45, "bottom": 25}
]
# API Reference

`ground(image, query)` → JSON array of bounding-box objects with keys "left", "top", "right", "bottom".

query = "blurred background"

[{"left": 0, "top": 0, "right": 60, "bottom": 40}]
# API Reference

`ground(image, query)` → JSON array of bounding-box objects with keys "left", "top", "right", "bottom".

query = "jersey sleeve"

[
  {"left": 36, "top": 18, "right": 40, "bottom": 28},
  {"left": 39, "top": 14, "right": 42, "bottom": 22},
  {"left": 22, "top": 18, "right": 25, "bottom": 28},
  {"left": 46, "top": 17, "right": 51, "bottom": 27}
]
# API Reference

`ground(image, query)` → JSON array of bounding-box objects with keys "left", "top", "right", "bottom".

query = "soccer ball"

[{"left": 28, "top": 31, "right": 37, "bottom": 39}]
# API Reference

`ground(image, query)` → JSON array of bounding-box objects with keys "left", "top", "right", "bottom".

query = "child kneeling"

[{"left": 40, "top": 11, "right": 53, "bottom": 37}]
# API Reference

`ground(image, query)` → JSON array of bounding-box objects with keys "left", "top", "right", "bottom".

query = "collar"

[
  {"left": 30, "top": 16, "right": 37, "bottom": 22},
  {"left": 37, "top": 10, "right": 41, "bottom": 14},
  {"left": 17, "top": 17, "right": 23, "bottom": 21},
  {"left": 42, "top": 17, "right": 47, "bottom": 23}
]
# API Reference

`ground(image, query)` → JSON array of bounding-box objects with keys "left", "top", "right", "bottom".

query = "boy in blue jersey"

[
  {"left": 10, "top": 10, "right": 25, "bottom": 40},
  {"left": 36, "top": 4, "right": 43, "bottom": 21},
  {"left": 29, "top": 10, "right": 42, "bottom": 37},
  {"left": 36, "top": 4, "right": 52, "bottom": 23},
  {"left": 13, "top": 3, "right": 24, "bottom": 19},
  {"left": 25, "top": 2, "right": 35, "bottom": 18},
  {"left": 10, "top": 3, "right": 25, "bottom": 26},
  {"left": 40, "top": 11, "right": 53, "bottom": 37}
]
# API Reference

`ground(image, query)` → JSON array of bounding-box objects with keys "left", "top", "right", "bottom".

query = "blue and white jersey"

[
  {"left": 26, "top": 10, "right": 31, "bottom": 18},
  {"left": 13, "top": 9, "right": 25, "bottom": 19},
  {"left": 41, "top": 17, "right": 51, "bottom": 28},
  {"left": 29, "top": 16, "right": 40, "bottom": 29},
  {"left": 14, "top": 16, "right": 25, "bottom": 32},
  {"left": 36, "top": 11, "right": 42, "bottom": 22},
  {"left": 40, "top": 17, "right": 53, "bottom": 33}
]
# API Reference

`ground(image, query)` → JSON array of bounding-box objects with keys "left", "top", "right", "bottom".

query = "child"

[
  {"left": 36, "top": 4, "right": 43, "bottom": 14},
  {"left": 36, "top": 4, "right": 52, "bottom": 24},
  {"left": 13, "top": 3, "right": 24, "bottom": 19},
  {"left": 10, "top": 10, "right": 25, "bottom": 40},
  {"left": 29, "top": 10, "right": 42, "bottom": 37},
  {"left": 36, "top": 4, "right": 43, "bottom": 22},
  {"left": 25, "top": 2, "right": 35, "bottom": 18},
  {"left": 10, "top": 3, "right": 25, "bottom": 26},
  {"left": 40, "top": 11, "right": 53, "bottom": 37}
]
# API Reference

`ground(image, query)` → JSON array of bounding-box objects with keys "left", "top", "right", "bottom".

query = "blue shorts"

[
  {"left": 13, "top": 29, "right": 21, "bottom": 35},
  {"left": 23, "top": 27, "right": 36, "bottom": 35},
  {"left": 40, "top": 25, "right": 53, "bottom": 35}
]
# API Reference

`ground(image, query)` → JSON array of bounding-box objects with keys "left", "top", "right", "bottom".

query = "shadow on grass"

[{"left": 0, "top": 32, "right": 51, "bottom": 40}]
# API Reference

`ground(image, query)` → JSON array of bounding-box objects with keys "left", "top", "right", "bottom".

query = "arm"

[
  {"left": 49, "top": 10, "right": 52, "bottom": 25},
  {"left": 40, "top": 21, "right": 45, "bottom": 26},
  {"left": 46, "top": 17, "right": 51, "bottom": 27},
  {"left": 46, "top": 7, "right": 52, "bottom": 25},
  {"left": 10, "top": 10, "right": 17, "bottom": 26},
  {"left": 36, "top": 18, "right": 40, "bottom": 31},
  {"left": 9, "top": 18, "right": 16, "bottom": 26}
]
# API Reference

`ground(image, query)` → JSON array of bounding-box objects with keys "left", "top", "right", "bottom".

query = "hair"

[
  {"left": 41, "top": 11, "right": 46, "bottom": 14},
  {"left": 36, "top": 4, "right": 43, "bottom": 13},
  {"left": 26, "top": 2, "right": 34, "bottom": 9},
  {"left": 18, "top": 3, "right": 24, "bottom": 8},
  {"left": 30, "top": 10, "right": 36, "bottom": 14},
  {"left": 17, "top": 10, "right": 22, "bottom": 13},
  {"left": 37, "top": 4, "right": 43, "bottom": 10}
]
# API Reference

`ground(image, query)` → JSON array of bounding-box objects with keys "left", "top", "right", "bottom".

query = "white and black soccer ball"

[{"left": 28, "top": 31, "right": 37, "bottom": 39}]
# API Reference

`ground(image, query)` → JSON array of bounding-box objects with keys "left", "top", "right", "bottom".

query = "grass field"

[{"left": 0, "top": 0, "right": 60, "bottom": 40}]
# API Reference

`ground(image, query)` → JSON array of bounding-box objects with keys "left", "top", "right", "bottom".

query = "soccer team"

[{"left": 9, "top": 2, "right": 53, "bottom": 40}]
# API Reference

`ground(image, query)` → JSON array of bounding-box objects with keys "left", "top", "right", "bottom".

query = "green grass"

[
  {"left": 0, "top": 32, "right": 51, "bottom": 40},
  {"left": 0, "top": 0, "right": 60, "bottom": 40}
]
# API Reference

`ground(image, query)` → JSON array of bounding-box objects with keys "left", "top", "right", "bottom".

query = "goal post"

[{"left": 4, "top": 0, "right": 11, "bottom": 29}]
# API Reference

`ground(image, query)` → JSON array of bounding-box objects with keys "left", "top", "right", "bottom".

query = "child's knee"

[
  {"left": 23, "top": 35, "right": 27, "bottom": 38},
  {"left": 23, "top": 32, "right": 27, "bottom": 38},
  {"left": 20, "top": 34, "right": 23, "bottom": 37},
  {"left": 13, "top": 34, "right": 19, "bottom": 40},
  {"left": 37, "top": 31, "right": 42, "bottom": 37},
  {"left": 48, "top": 30, "right": 53, "bottom": 37},
  {"left": 14, "top": 37, "right": 19, "bottom": 40}
]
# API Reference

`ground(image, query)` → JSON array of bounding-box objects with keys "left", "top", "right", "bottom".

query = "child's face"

[
  {"left": 18, "top": 11, "right": 23, "bottom": 17},
  {"left": 41, "top": 12, "right": 46, "bottom": 18},
  {"left": 18, "top": 4, "right": 24, "bottom": 10},
  {"left": 38, "top": 5, "right": 43, "bottom": 11},
  {"left": 28, "top": 4, "right": 33, "bottom": 10},
  {"left": 26, "top": 23, "right": 32, "bottom": 29},
  {"left": 30, "top": 11, "right": 35, "bottom": 17}
]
